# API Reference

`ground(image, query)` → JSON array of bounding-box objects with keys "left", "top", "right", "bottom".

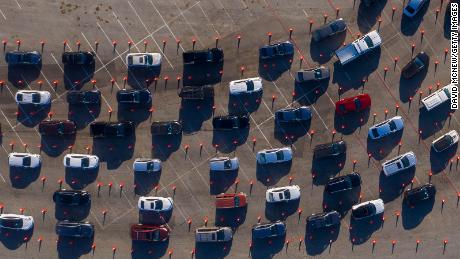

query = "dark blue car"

[
  {"left": 259, "top": 41, "right": 294, "bottom": 60},
  {"left": 5, "top": 51, "right": 41, "bottom": 65},
  {"left": 252, "top": 221, "right": 286, "bottom": 239},
  {"left": 55, "top": 221, "right": 94, "bottom": 238}
]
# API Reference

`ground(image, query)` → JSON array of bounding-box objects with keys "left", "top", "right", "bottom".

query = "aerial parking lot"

[{"left": 0, "top": 0, "right": 458, "bottom": 258}]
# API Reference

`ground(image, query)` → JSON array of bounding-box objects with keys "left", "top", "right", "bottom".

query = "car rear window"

[
  {"left": 434, "top": 135, "right": 453, "bottom": 151},
  {"left": 314, "top": 69, "right": 322, "bottom": 79},
  {"left": 246, "top": 80, "right": 254, "bottom": 91},
  {"left": 401, "top": 156, "right": 411, "bottom": 167},
  {"left": 0, "top": 218, "right": 23, "bottom": 228},
  {"left": 276, "top": 150, "right": 284, "bottom": 161},
  {"left": 32, "top": 93, "right": 41, "bottom": 103},
  {"left": 406, "top": 6, "right": 415, "bottom": 13},
  {"left": 388, "top": 120, "right": 397, "bottom": 131},
  {"left": 364, "top": 36, "right": 374, "bottom": 48},
  {"left": 23, "top": 156, "right": 31, "bottom": 167},
  {"left": 81, "top": 158, "right": 89, "bottom": 168}
]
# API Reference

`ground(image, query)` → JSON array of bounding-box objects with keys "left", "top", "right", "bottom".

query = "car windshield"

[
  {"left": 224, "top": 160, "right": 232, "bottom": 169},
  {"left": 23, "top": 156, "right": 31, "bottom": 167},
  {"left": 65, "top": 157, "right": 71, "bottom": 166},
  {"left": 332, "top": 143, "right": 341, "bottom": 153},
  {"left": 295, "top": 109, "right": 303, "bottom": 118},
  {"left": 147, "top": 230, "right": 160, "bottom": 241},
  {"left": 414, "top": 57, "right": 425, "bottom": 68},
  {"left": 401, "top": 156, "right": 411, "bottom": 167},
  {"left": 443, "top": 88, "right": 451, "bottom": 98},
  {"left": 354, "top": 205, "right": 375, "bottom": 218},
  {"left": 146, "top": 162, "right": 155, "bottom": 171},
  {"left": 57, "top": 123, "right": 65, "bottom": 134},
  {"left": 166, "top": 123, "right": 173, "bottom": 134},
  {"left": 81, "top": 158, "right": 89, "bottom": 168},
  {"left": 354, "top": 98, "right": 361, "bottom": 110},
  {"left": 127, "top": 56, "right": 133, "bottom": 65},
  {"left": 270, "top": 225, "right": 277, "bottom": 235},
  {"left": 246, "top": 80, "right": 254, "bottom": 91},
  {"left": 372, "top": 128, "right": 379, "bottom": 137},
  {"left": 234, "top": 196, "right": 240, "bottom": 207},
  {"left": 0, "top": 218, "right": 23, "bottom": 228},
  {"left": 330, "top": 22, "right": 340, "bottom": 31},
  {"left": 269, "top": 193, "right": 274, "bottom": 201},
  {"left": 146, "top": 55, "right": 153, "bottom": 65},
  {"left": 314, "top": 69, "right": 322, "bottom": 79},
  {"left": 339, "top": 104, "right": 346, "bottom": 112},
  {"left": 16, "top": 94, "right": 23, "bottom": 101},
  {"left": 259, "top": 153, "right": 266, "bottom": 163},
  {"left": 154, "top": 200, "right": 163, "bottom": 210},
  {"left": 275, "top": 150, "right": 284, "bottom": 161},
  {"left": 32, "top": 93, "right": 41, "bottom": 103},
  {"left": 297, "top": 72, "right": 304, "bottom": 81},
  {"left": 284, "top": 190, "right": 291, "bottom": 199},
  {"left": 364, "top": 36, "right": 374, "bottom": 48},
  {"left": 388, "top": 120, "right": 397, "bottom": 131},
  {"left": 216, "top": 230, "right": 225, "bottom": 241},
  {"left": 406, "top": 6, "right": 415, "bottom": 13}
]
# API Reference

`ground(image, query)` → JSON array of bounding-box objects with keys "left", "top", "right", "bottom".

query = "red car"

[
  {"left": 38, "top": 120, "right": 76, "bottom": 136},
  {"left": 130, "top": 224, "right": 170, "bottom": 242},
  {"left": 215, "top": 193, "right": 247, "bottom": 209},
  {"left": 335, "top": 94, "right": 371, "bottom": 115}
]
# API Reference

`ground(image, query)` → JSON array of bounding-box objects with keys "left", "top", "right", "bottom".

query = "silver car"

[
  {"left": 368, "top": 116, "right": 404, "bottom": 140},
  {"left": 432, "top": 130, "right": 459, "bottom": 153},
  {"left": 275, "top": 106, "right": 312, "bottom": 124},
  {"left": 195, "top": 227, "right": 233, "bottom": 242},
  {"left": 295, "top": 66, "right": 330, "bottom": 84},
  {"left": 382, "top": 152, "right": 416, "bottom": 177}
]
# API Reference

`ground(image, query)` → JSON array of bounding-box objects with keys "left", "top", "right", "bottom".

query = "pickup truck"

[
  {"left": 421, "top": 84, "right": 453, "bottom": 111},
  {"left": 183, "top": 48, "right": 223, "bottom": 65},
  {"left": 335, "top": 30, "right": 382, "bottom": 65},
  {"left": 195, "top": 227, "right": 232, "bottom": 242}
]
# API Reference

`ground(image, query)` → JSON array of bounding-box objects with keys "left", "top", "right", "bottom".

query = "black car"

[
  {"left": 5, "top": 51, "right": 41, "bottom": 65},
  {"left": 401, "top": 52, "right": 429, "bottom": 79},
  {"left": 361, "top": 0, "right": 379, "bottom": 7},
  {"left": 53, "top": 190, "right": 91, "bottom": 206},
  {"left": 151, "top": 120, "right": 182, "bottom": 136},
  {"left": 312, "top": 18, "right": 347, "bottom": 42},
  {"left": 90, "top": 121, "right": 135, "bottom": 138},
  {"left": 313, "top": 141, "right": 347, "bottom": 160},
  {"left": 306, "top": 211, "right": 341, "bottom": 230},
  {"left": 212, "top": 115, "right": 250, "bottom": 130},
  {"left": 404, "top": 184, "right": 436, "bottom": 206},
  {"left": 325, "top": 172, "right": 361, "bottom": 194},
  {"left": 62, "top": 51, "right": 95, "bottom": 65},
  {"left": 116, "top": 89, "right": 152, "bottom": 108},
  {"left": 55, "top": 221, "right": 95, "bottom": 238},
  {"left": 178, "top": 85, "right": 214, "bottom": 100},
  {"left": 183, "top": 48, "right": 224, "bottom": 65},
  {"left": 67, "top": 90, "right": 101, "bottom": 105}
]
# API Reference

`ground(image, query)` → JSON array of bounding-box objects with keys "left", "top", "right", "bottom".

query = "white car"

[
  {"left": 195, "top": 227, "right": 233, "bottom": 242},
  {"left": 256, "top": 147, "right": 292, "bottom": 165},
  {"left": 0, "top": 214, "right": 34, "bottom": 231},
  {"left": 351, "top": 199, "right": 384, "bottom": 220},
  {"left": 15, "top": 90, "right": 51, "bottom": 105},
  {"left": 133, "top": 158, "right": 161, "bottom": 173},
  {"left": 422, "top": 84, "right": 453, "bottom": 111},
  {"left": 368, "top": 116, "right": 404, "bottom": 140},
  {"left": 126, "top": 53, "right": 162, "bottom": 69},
  {"left": 229, "top": 77, "right": 263, "bottom": 95},
  {"left": 8, "top": 152, "right": 41, "bottom": 169},
  {"left": 209, "top": 157, "right": 239, "bottom": 171},
  {"left": 382, "top": 151, "right": 417, "bottom": 177},
  {"left": 432, "top": 130, "right": 459, "bottom": 153},
  {"left": 138, "top": 197, "right": 173, "bottom": 212},
  {"left": 63, "top": 154, "right": 99, "bottom": 169},
  {"left": 266, "top": 185, "right": 301, "bottom": 203}
]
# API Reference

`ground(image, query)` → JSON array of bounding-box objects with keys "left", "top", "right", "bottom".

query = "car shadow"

[
  {"left": 418, "top": 104, "right": 452, "bottom": 140},
  {"left": 212, "top": 129, "right": 249, "bottom": 154},
  {"left": 134, "top": 171, "right": 161, "bottom": 196},
  {"left": 68, "top": 104, "right": 100, "bottom": 130},
  {"left": 127, "top": 67, "right": 160, "bottom": 89},
  {"left": 357, "top": 0, "right": 388, "bottom": 33},
  {"left": 215, "top": 206, "right": 247, "bottom": 228},
  {"left": 334, "top": 109, "right": 370, "bottom": 135},
  {"left": 322, "top": 187, "right": 360, "bottom": 216},
  {"left": 312, "top": 155, "right": 346, "bottom": 186},
  {"left": 179, "top": 99, "right": 213, "bottom": 134},
  {"left": 0, "top": 228, "right": 34, "bottom": 250},
  {"left": 131, "top": 239, "right": 169, "bottom": 259},
  {"left": 444, "top": 4, "right": 452, "bottom": 39},
  {"left": 430, "top": 144, "right": 458, "bottom": 173},
  {"left": 256, "top": 161, "right": 292, "bottom": 186},
  {"left": 349, "top": 214, "right": 383, "bottom": 245},
  {"left": 399, "top": 65, "right": 429, "bottom": 103},
  {"left": 258, "top": 54, "right": 293, "bottom": 82},
  {"left": 401, "top": 196, "right": 435, "bottom": 230},
  {"left": 92, "top": 136, "right": 135, "bottom": 170},
  {"left": 139, "top": 210, "right": 173, "bottom": 225},
  {"left": 41, "top": 135, "right": 76, "bottom": 157},
  {"left": 293, "top": 81, "right": 328, "bottom": 106},
  {"left": 196, "top": 240, "right": 232, "bottom": 259},
  {"left": 274, "top": 122, "right": 310, "bottom": 145},
  {"left": 17, "top": 104, "right": 50, "bottom": 128},
  {"left": 55, "top": 204, "right": 91, "bottom": 221},
  {"left": 265, "top": 198, "right": 300, "bottom": 221},
  {"left": 7, "top": 64, "right": 41, "bottom": 88},
  {"left": 366, "top": 130, "right": 403, "bottom": 161},
  {"left": 305, "top": 224, "right": 340, "bottom": 255},
  {"left": 332, "top": 48, "right": 381, "bottom": 94},
  {"left": 228, "top": 92, "right": 262, "bottom": 115},
  {"left": 9, "top": 166, "right": 41, "bottom": 189},
  {"left": 400, "top": 0, "right": 430, "bottom": 36},
  {"left": 57, "top": 236, "right": 93, "bottom": 259},
  {"left": 210, "top": 169, "right": 238, "bottom": 195},
  {"left": 63, "top": 64, "right": 95, "bottom": 90},
  {"left": 117, "top": 104, "right": 151, "bottom": 126},
  {"left": 151, "top": 134, "right": 182, "bottom": 161},
  {"left": 182, "top": 63, "right": 223, "bottom": 86},
  {"left": 65, "top": 167, "right": 99, "bottom": 190},
  {"left": 378, "top": 168, "right": 415, "bottom": 202},
  {"left": 309, "top": 33, "right": 347, "bottom": 64},
  {"left": 250, "top": 234, "right": 285, "bottom": 258}
]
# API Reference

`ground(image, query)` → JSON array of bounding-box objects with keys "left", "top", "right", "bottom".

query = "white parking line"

[
  {"left": 0, "top": 109, "right": 26, "bottom": 147},
  {"left": 146, "top": 0, "right": 185, "bottom": 52},
  {"left": 112, "top": 11, "right": 141, "bottom": 53},
  {"left": 13, "top": 0, "right": 21, "bottom": 9},
  {"left": 216, "top": 0, "right": 237, "bottom": 31},
  {"left": 0, "top": 9, "right": 6, "bottom": 20},
  {"left": 197, "top": 2, "right": 220, "bottom": 37},
  {"left": 172, "top": 0, "right": 205, "bottom": 48}
]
